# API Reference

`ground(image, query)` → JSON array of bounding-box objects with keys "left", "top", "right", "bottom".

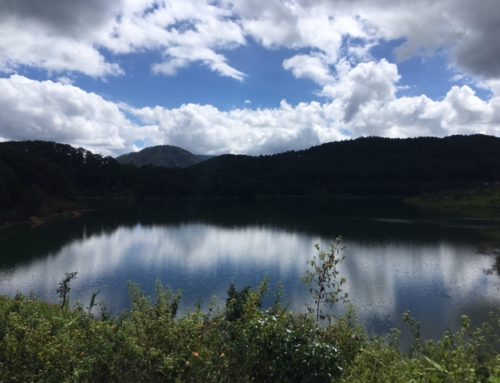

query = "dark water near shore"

[{"left": 0, "top": 198, "right": 499, "bottom": 340}]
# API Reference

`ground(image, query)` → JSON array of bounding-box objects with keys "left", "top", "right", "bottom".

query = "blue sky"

[
  {"left": 0, "top": 0, "right": 499, "bottom": 156},
  {"left": 73, "top": 43, "right": 323, "bottom": 110}
]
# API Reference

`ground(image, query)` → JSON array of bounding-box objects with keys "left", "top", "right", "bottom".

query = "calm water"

[{"left": 0, "top": 198, "right": 499, "bottom": 340}]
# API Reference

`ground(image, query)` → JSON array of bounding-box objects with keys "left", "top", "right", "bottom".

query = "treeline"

[
  {"left": 0, "top": 141, "right": 74, "bottom": 222},
  {"left": 191, "top": 135, "right": 500, "bottom": 197},
  {"left": 0, "top": 141, "right": 188, "bottom": 223},
  {"left": 2, "top": 135, "right": 500, "bottom": 223}
]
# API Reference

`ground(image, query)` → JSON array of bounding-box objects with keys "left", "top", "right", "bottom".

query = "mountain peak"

[{"left": 116, "top": 145, "right": 210, "bottom": 168}]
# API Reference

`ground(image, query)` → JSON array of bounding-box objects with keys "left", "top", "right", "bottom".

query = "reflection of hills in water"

[
  {"left": 0, "top": 198, "right": 492, "bottom": 267},
  {"left": 0, "top": 198, "right": 499, "bottom": 341}
]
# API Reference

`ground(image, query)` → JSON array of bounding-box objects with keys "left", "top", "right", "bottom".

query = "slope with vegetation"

[
  {"left": 406, "top": 186, "right": 500, "bottom": 217},
  {"left": 191, "top": 134, "right": 500, "bottom": 197},
  {"left": 2, "top": 135, "right": 500, "bottom": 225},
  {"left": 0, "top": 141, "right": 189, "bottom": 225},
  {"left": 116, "top": 145, "right": 211, "bottom": 168}
]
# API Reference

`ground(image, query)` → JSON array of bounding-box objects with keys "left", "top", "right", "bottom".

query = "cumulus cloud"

[
  {"left": 0, "top": 0, "right": 120, "bottom": 37},
  {"left": 0, "top": 0, "right": 247, "bottom": 79},
  {"left": 334, "top": 0, "right": 500, "bottom": 79},
  {"left": 0, "top": 22, "right": 121, "bottom": 77},
  {"left": 283, "top": 54, "right": 333, "bottom": 85},
  {"left": 104, "top": 0, "right": 247, "bottom": 80},
  {"left": 1, "top": 70, "right": 500, "bottom": 156},
  {"left": 130, "top": 99, "right": 344, "bottom": 155},
  {"left": 0, "top": 0, "right": 122, "bottom": 76},
  {"left": 452, "top": 0, "right": 500, "bottom": 78},
  {"left": 223, "top": 0, "right": 500, "bottom": 87},
  {"left": 234, "top": 0, "right": 500, "bottom": 82},
  {"left": 0, "top": 0, "right": 498, "bottom": 82},
  {"left": 0, "top": 75, "right": 134, "bottom": 155},
  {"left": 322, "top": 59, "right": 400, "bottom": 122}
]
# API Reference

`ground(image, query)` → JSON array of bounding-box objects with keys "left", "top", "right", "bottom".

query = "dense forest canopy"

[{"left": 1, "top": 135, "right": 500, "bottom": 224}]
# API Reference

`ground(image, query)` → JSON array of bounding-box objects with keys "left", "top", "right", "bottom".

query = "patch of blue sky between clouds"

[{"left": 7, "top": 41, "right": 325, "bottom": 111}]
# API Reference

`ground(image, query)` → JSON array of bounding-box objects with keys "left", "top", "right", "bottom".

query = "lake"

[{"left": 0, "top": 198, "right": 499, "bottom": 342}]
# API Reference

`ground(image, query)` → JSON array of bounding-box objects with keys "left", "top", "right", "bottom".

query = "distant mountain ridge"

[{"left": 116, "top": 145, "right": 212, "bottom": 168}]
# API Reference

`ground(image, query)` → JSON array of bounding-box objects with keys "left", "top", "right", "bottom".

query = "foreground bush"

[{"left": 0, "top": 283, "right": 498, "bottom": 383}]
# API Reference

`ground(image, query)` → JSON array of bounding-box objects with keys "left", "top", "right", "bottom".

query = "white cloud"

[
  {"left": 0, "top": 75, "right": 133, "bottom": 155},
  {"left": 130, "top": 100, "right": 343, "bottom": 155},
  {"left": 0, "top": 0, "right": 122, "bottom": 77},
  {"left": 283, "top": 54, "right": 333, "bottom": 85},
  {"left": 322, "top": 59, "right": 400, "bottom": 122},
  {"left": 0, "top": 21, "right": 122, "bottom": 77},
  {"left": 0, "top": 0, "right": 498, "bottom": 83},
  {"left": 0, "top": 0, "right": 247, "bottom": 80},
  {"left": 152, "top": 47, "right": 246, "bottom": 81},
  {"left": 1, "top": 64, "right": 499, "bottom": 157},
  {"left": 104, "top": 0, "right": 248, "bottom": 80},
  {"left": 235, "top": 0, "right": 500, "bottom": 81},
  {"left": 130, "top": 60, "right": 500, "bottom": 154}
]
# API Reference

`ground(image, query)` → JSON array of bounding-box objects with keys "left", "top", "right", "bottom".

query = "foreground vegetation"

[
  {"left": 1, "top": 242, "right": 499, "bottom": 382},
  {"left": 0, "top": 284, "right": 498, "bottom": 382}
]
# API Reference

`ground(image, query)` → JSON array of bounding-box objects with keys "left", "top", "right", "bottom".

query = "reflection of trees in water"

[
  {"left": 477, "top": 242, "right": 500, "bottom": 276},
  {"left": 493, "top": 254, "right": 500, "bottom": 276},
  {"left": 1, "top": 197, "right": 486, "bottom": 270},
  {"left": 485, "top": 254, "right": 500, "bottom": 276}
]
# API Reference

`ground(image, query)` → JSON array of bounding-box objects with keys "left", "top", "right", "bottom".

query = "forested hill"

[
  {"left": 1, "top": 135, "right": 500, "bottom": 224},
  {"left": 0, "top": 141, "right": 122, "bottom": 223},
  {"left": 116, "top": 145, "right": 211, "bottom": 168},
  {"left": 191, "top": 134, "right": 500, "bottom": 196}
]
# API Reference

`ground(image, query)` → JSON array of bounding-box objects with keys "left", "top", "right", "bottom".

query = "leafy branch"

[{"left": 302, "top": 237, "right": 348, "bottom": 323}]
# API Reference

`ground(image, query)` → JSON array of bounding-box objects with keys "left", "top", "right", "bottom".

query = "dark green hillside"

[
  {"left": 0, "top": 141, "right": 194, "bottom": 224},
  {"left": 2, "top": 135, "right": 500, "bottom": 224},
  {"left": 116, "top": 145, "right": 211, "bottom": 168},
  {"left": 1, "top": 141, "right": 124, "bottom": 196},
  {"left": 0, "top": 141, "right": 134, "bottom": 223},
  {"left": 0, "top": 142, "right": 76, "bottom": 223},
  {"left": 191, "top": 135, "right": 500, "bottom": 196}
]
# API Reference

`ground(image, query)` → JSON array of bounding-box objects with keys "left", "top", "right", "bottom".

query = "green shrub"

[
  {"left": 0, "top": 250, "right": 498, "bottom": 383},
  {"left": 340, "top": 313, "right": 500, "bottom": 383}
]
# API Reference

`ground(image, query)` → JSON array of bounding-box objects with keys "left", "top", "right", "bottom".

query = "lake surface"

[{"left": 0, "top": 198, "right": 499, "bottom": 341}]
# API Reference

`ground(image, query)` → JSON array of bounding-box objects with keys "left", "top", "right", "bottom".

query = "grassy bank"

[
  {"left": 405, "top": 187, "right": 500, "bottom": 218},
  {"left": 0, "top": 281, "right": 498, "bottom": 383}
]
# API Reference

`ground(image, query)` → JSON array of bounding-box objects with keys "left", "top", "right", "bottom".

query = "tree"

[
  {"left": 302, "top": 238, "right": 348, "bottom": 323},
  {"left": 57, "top": 272, "right": 78, "bottom": 310}
]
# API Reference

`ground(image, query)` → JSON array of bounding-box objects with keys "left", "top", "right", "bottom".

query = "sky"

[{"left": 0, "top": 0, "right": 499, "bottom": 156}]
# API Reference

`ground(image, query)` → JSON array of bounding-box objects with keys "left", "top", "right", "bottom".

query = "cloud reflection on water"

[{"left": 0, "top": 222, "right": 498, "bottom": 337}]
